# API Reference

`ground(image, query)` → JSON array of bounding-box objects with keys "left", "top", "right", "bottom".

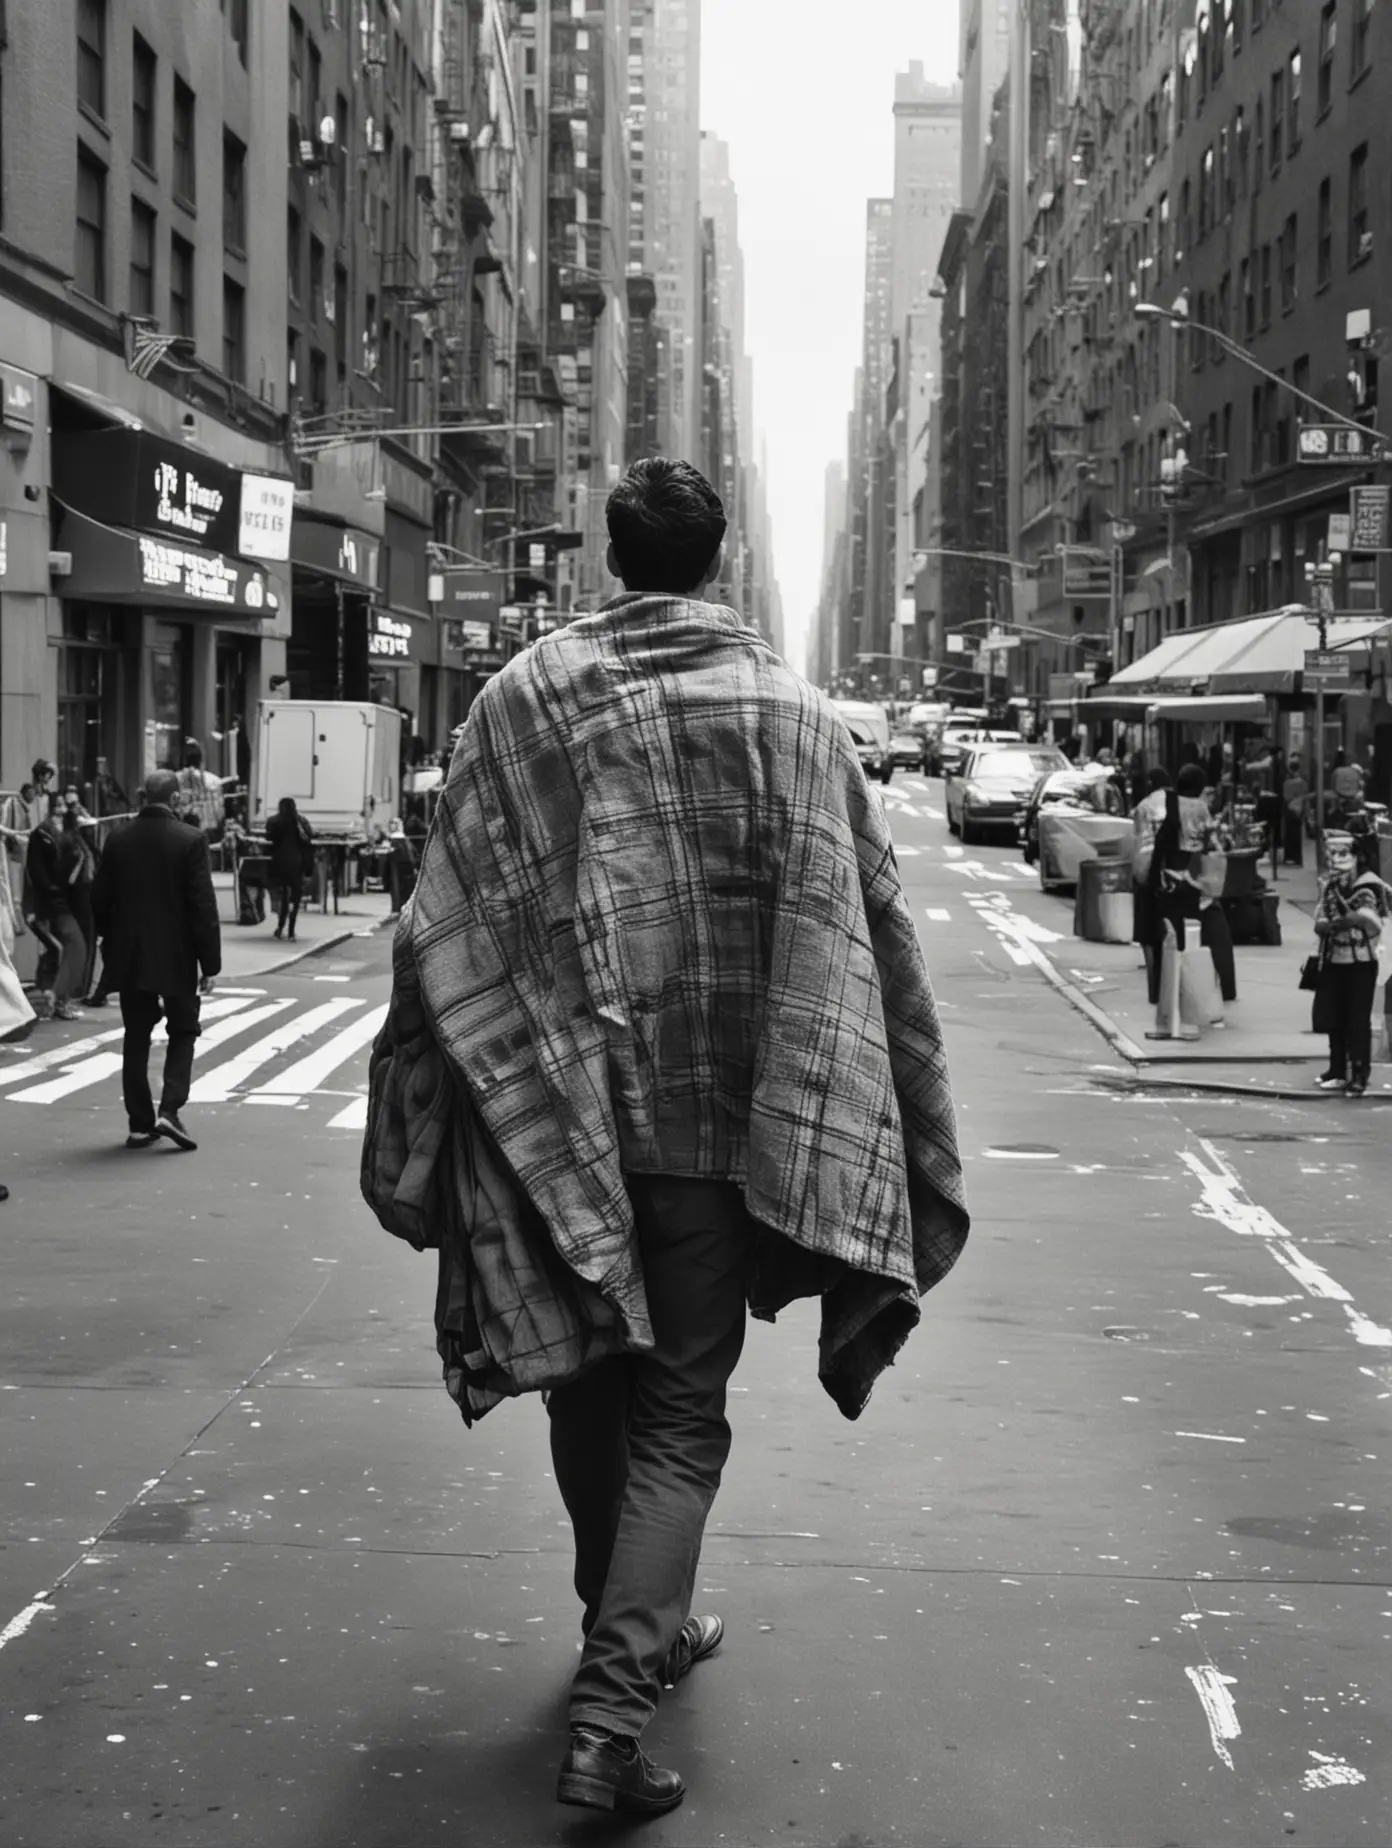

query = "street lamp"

[{"left": 1134, "top": 300, "right": 1391, "bottom": 446}]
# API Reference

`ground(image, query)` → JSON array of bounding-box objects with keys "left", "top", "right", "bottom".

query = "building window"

[
  {"left": 1279, "top": 213, "right": 1297, "bottom": 310},
  {"left": 310, "top": 348, "right": 328, "bottom": 417},
  {"left": 169, "top": 233, "right": 194, "bottom": 336},
  {"left": 1259, "top": 242, "right": 1272, "bottom": 326},
  {"left": 1253, "top": 96, "right": 1264, "bottom": 184},
  {"left": 1318, "top": 3, "right": 1337, "bottom": 113},
  {"left": 1287, "top": 50, "right": 1301, "bottom": 152},
  {"left": 1241, "top": 255, "right": 1254, "bottom": 336},
  {"left": 287, "top": 207, "right": 302, "bottom": 303},
  {"left": 1349, "top": 144, "right": 1370, "bottom": 263},
  {"left": 132, "top": 34, "right": 156, "bottom": 169},
  {"left": 1269, "top": 68, "right": 1283, "bottom": 173},
  {"left": 173, "top": 78, "right": 196, "bottom": 204},
  {"left": 1317, "top": 177, "right": 1333, "bottom": 286},
  {"left": 1250, "top": 384, "right": 1264, "bottom": 472},
  {"left": 223, "top": 132, "right": 247, "bottom": 253},
  {"left": 77, "top": 0, "right": 105, "bottom": 118},
  {"left": 288, "top": 325, "right": 300, "bottom": 397},
  {"left": 227, "top": 0, "right": 249, "bottom": 67},
  {"left": 223, "top": 276, "right": 246, "bottom": 382},
  {"left": 1351, "top": 0, "right": 1372, "bottom": 77},
  {"left": 74, "top": 147, "right": 106, "bottom": 301},
  {"left": 129, "top": 199, "right": 155, "bottom": 316},
  {"left": 309, "top": 236, "right": 325, "bottom": 322},
  {"left": 290, "top": 9, "right": 306, "bottom": 122}
]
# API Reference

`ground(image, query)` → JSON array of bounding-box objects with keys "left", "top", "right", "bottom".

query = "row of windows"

[{"left": 1184, "top": 0, "right": 1373, "bottom": 121}]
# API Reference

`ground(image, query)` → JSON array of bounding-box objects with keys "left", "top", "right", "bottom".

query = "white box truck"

[{"left": 252, "top": 700, "right": 403, "bottom": 835}]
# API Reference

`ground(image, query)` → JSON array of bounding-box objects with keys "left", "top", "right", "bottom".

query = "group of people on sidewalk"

[{"left": 1, "top": 758, "right": 106, "bottom": 1025}]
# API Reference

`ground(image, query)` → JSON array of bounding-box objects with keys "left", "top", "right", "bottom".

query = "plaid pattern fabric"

[
  {"left": 410, "top": 594, "right": 969, "bottom": 1419},
  {"left": 1317, "top": 873, "right": 1387, "bottom": 966}
]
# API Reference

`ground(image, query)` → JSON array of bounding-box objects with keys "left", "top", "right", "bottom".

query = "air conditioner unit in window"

[{"left": 1359, "top": 230, "right": 1374, "bottom": 261}]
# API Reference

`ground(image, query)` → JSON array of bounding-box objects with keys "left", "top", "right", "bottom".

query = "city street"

[{"left": 0, "top": 787, "right": 1388, "bottom": 1847}]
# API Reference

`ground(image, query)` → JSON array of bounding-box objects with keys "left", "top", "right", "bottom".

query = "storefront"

[
  {"left": 436, "top": 568, "right": 505, "bottom": 734},
  {"left": 366, "top": 606, "right": 438, "bottom": 755},
  {"left": 288, "top": 512, "right": 382, "bottom": 705}
]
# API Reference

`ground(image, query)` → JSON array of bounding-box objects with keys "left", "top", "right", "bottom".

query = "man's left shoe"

[
  {"left": 661, "top": 1613, "right": 724, "bottom": 1690},
  {"left": 557, "top": 1727, "right": 685, "bottom": 1815},
  {"left": 155, "top": 1112, "right": 198, "bottom": 1152},
  {"left": 53, "top": 1002, "right": 85, "bottom": 1022},
  {"left": 125, "top": 1131, "right": 158, "bottom": 1149}
]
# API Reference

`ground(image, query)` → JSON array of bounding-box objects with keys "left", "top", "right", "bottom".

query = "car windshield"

[
  {"left": 844, "top": 723, "right": 877, "bottom": 746},
  {"left": 973, "top": 751, "right": 1066, "bottom": 782}
]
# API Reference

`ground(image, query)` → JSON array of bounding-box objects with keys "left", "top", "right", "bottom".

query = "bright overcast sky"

[{"left": 701, "top": 0, "right": 958, "bottom": 674}]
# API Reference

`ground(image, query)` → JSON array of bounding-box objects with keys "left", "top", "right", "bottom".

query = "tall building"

[
  {"left": 627, "top": 0, "right": 701, "bottom": 457},
  {"left": 959, "top": 0, "right": 1011, "bottom": 206},
  {"left": 889, "top": 68, "right": 961, "bottom": 673},
  {"left": 849, "top": 199, "right": 895, "bottom": 677}
]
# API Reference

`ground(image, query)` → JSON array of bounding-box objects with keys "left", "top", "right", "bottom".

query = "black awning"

[{"left": 57, "top": 507, "right": 276, "bottom": 617}]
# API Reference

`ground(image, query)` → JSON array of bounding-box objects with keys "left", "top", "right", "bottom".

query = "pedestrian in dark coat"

[
  {"left": 265, "top": 796, "right": 313, "bottom": 940},
  {"left": 25, "top": 804, "right": 88, "bottom": 1020},
  {"left": 90, "top": 770, "right": 221, "bottom": 1152}
]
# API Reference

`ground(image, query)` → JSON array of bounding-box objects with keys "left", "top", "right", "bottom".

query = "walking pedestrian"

[
  {"left": 90, "top": 769, "right": 221, "bottom": 1151},
  {"left": 25, "top": 801, "right": 88, "bottom": 1021},
  {"left": 1131, "top": 766, "right": 1171, "bottom": 992},
  {"left": 371, "top": 457, "right": 969, "bottom": 1816},
  {"left": 1145, "top": 764, "right": 1226, "bottom": 1020},
  {"left": 1311, "top": 831, "right": 1387, "bottom": 1097},
  {"left": 1282, "top": 754, "right": 1309, "bottom": 867},
  {"left": 265, "top": 796, "right": 313, "bottom": 941},
  {"left": 176, "top": 740, "right": 227, "bottom": 835}
]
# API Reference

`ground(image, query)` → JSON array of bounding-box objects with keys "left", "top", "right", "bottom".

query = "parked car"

[
  {"left": 1017, "top": 767, "right": 1128, "bottom": 864},
  {"left": 906, "top": 701, "right": 952, "bottom": 770},
  {"left": 832, "top": 699, "right": 894, "bottom": 784},
  {"left": 889, "top": 726, "right": 930, "bottom": 772},
  {"left": 945, "top": 745, "right": 1070, "bottom": 843},
  {"left": 937, "top": 725, "right": 1023, "bottom": 779}
]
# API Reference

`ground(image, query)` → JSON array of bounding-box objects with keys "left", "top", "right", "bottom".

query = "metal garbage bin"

[{"left": 1073, "top": 854, "right": 1133, "bottom": 944}]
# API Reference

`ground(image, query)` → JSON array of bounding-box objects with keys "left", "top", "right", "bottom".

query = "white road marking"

[
  {"left": 0, "top": 1600, "right": 55, "bottom": 1654},
  {"left": 328, "top": 1096, "right": 369, "bottom": 1131},
  {"left": 245, "top": 1003, "right": 386, "bottom": 1101},
  {"left": 187, "top": 998, "right": 366, "bottom": 1103},
  {"left": 8, "top": 1000, "right": 294, "bottom": 1103},
  {"left": 893, "top": 843, "right": 922, "bottom": 856},
  {"left": 1184, "top": 1665, "right": 1241, "bottom": 1771},
  {"left": 925, "top": 908, "right": 951, "bottom": 922},
  {"left": 1303, "top": 1751, "right": 1367, "bottom": 1791},
  {"left": 0, "top": 994, "right": 258, "bottom": 1086},
  {"left": 1174, "top": 1431, "right": 1247, "bottom": 1443}
]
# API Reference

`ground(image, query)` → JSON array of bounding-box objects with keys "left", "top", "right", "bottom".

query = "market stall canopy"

[
  {"left": 1110, "top": 608, "right": 1389, "bottom": 695},
  {"left": 1144, "top": 694, "right": 1268, "bottom": 722}
]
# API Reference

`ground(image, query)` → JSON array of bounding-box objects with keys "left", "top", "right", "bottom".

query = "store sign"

[
  {"left": 238, "top": 474, "right": 294, "bottom": 561},
  {"left": 1350, "top": 485, "right": 1391, "bottom": 552},
  {"left": 1060, "top": 545, "right": 1112, "bottom": 598},
  {"left": 438, "top": 568, "right": 505, "bottom": 624},
  {"left": 0, "top": 362, "right": 36, "bottom": 432},
  {"left": 138, "top": 534, "right": 269, "bottom": 609},
  {"left": 369, "top": 611, "right": 412, "bottom": 658},
  {"left": 1296, "top": 424, "right": 1384, "bottom": 465},
  {"left": 290, "top": 513, "right": 381, "bottom": 590},
  {"left": 1303, "top": 648, "right": 1366, "bottom": 691},
  {"left": 149, "top": 456, "right": 227, "bottom": 542},
  {"left": 452, "top": 619, "right": 493, "bottom": 651}
]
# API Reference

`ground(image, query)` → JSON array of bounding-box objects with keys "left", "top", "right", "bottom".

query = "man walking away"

[
  {"left": 91, "top": 770, "right": 221, "bottom": 1151},
  {"left": 392, "top": 458, "right": 969, "bottom": 1816}
]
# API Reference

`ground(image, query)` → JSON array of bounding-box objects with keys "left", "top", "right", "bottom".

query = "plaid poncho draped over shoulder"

[{"left": 404, "top": 593, "right": 969, "bottom": 1420}]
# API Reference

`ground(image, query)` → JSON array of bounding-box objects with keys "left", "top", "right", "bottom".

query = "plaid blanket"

[{"left": 407, "top": 594, "right": 969, "bottom": 1418}]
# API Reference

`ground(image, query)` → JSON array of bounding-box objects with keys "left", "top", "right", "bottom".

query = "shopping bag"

[
  {"left": 1178, "top": 948, "right": 1223, "bottom": 1027},
  {"left": 1311, "top": 977, "right": 1337, "bottom": 1038},
  {"left": 1298, "top": 953, "right": 1322, "bottom": 992},
  {"left": 1188, "top": 851, "right": 1228, "bottom": 900}
]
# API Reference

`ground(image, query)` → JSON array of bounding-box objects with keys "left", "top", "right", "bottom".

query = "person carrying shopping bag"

[
  {"left": 1145, "top": 765, "right": 1226, "bottom": 1030},
  {"left": 1311, "top": 832, "right": 1388, "bottom": 1097}
]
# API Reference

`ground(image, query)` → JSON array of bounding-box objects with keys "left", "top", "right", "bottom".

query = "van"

[
  {"left": 254, "top": 700, "right": 403, "bottom": 835},
  {"left": 831, "top": 699, "right": 893, "bottom": 784}
]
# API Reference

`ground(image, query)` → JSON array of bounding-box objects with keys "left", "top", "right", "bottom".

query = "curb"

[
  {"left": 1094, "top": 1073, "right": 1392, "bottom": 1104},
  {"left": 223, "top": 912, "right": 395, "bottom": 980}
]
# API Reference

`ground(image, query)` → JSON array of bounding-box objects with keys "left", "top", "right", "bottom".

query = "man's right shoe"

[
  {"left": 1314, "top": 1071, "right": 1348, "bottom": 1091},
  {"left": 556, "top": 1727, "right": 684, "bottom": 1816},
  {"left": 155, "top": 1112, "right": 197, "bottom": 1152},
  {"left": 125, "top": 1131, "right": 158, "bottom": 1149}
]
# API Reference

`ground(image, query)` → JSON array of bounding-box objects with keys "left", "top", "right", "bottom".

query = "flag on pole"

[{"left": 124, "top": 317, "right": 195, "bottom": 381}]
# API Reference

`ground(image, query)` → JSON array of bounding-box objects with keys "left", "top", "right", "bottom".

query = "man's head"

[
  {"left": 605, "top": 458, "right": 727, "bottom": 595},
  {"left": 144, "top": 770, "right": 179, "bottom": 809},
  {"left": 183, "top": 740, "right": 204, "bottom": 770},
  {"left": 1177, "top": 764, "right": 1207, "bottom": 798},
  {"left": 1147, "top": 766, "right": 1172, "bottom": 793},
  {"left": 32, "top": 759, "right": 55, "bottom": 788}
]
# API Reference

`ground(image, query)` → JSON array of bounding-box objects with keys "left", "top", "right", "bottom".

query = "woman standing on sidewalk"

[
  {"left": 265, "top": 797, "right": 314, "bottom": 942},
  {"left": 1312, "top": 833, "right": 1388, "bottom": 1096},
  {"left": 1282, "top": 756, "right": 1309, "bottom": 867}
]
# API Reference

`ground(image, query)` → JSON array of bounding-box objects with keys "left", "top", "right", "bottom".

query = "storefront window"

[
  {"left": 57, "top": 604, "right": 126, "bottom": 808},
  {"left": 150, "top": 620, "right": 191, "bottom": 770},
  {"left": 215, "top": 637, "right": 251, "bottom": 783}
]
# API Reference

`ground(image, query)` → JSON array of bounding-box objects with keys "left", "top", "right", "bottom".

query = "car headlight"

[{"left": 963, "top": 784, "right": 989, "bottom": 808}]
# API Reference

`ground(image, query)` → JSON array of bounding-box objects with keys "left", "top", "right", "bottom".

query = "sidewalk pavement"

[
  {"left": 1017, "top": 859, "right": 1392, "bottom": 1101},
  {"left": 210, "top": 874, "right": 395, "bottom": 980}
]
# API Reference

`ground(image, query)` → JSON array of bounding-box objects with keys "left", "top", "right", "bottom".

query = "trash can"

[{"left": 1074, "top": 854, "right": 1133, "bottom": 944}]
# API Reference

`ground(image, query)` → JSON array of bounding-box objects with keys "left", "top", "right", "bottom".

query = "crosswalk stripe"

[
  {"left": 925, "top": 908, "right": 951, "bottom": 922},
  {"left": 8, "top": 999, "right": 294, "bottom": 1104},
  {"left": 187, "top": 998, "right": 366, "bottom": 1103},
  {"left": 245, "top": 1003, "right": 387, "bottom": 1102},
  {"left": 0, "top": 994, "right": 262, "bottom": 1089},
  {"left": 328, "top": 1096, "right": 369, "bottom": 1131}
]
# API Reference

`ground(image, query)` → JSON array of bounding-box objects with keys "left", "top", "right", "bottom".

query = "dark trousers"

[
  {"left": 33, "top": 909, "right": 87, "bottom": 1002},
  {"left": 1199, "top": 902, "right": 1237, "bottom": 1004},
  {"left": 1282, "top": 809, "right": 1304, "bottom": 866},
  {"left": 119, "top": 989, "right": 202, "bottom": 1133},
  {"left": 1324, "top": 961, "right": 1379, "bottom": 1084},
  {"left": 546, "top": 1175, "right": 758, "bottom": 1738},
  {"left": 275, "top": 878, "right": 302, "bottom": 936}
]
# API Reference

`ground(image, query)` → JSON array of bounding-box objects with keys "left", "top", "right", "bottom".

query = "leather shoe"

[
  {"left": 556, "top": 1726, "right": 684, "bottom": 1815},
  {"left": 662, "top": 1612, "right": 724, "bottom": 1689}
]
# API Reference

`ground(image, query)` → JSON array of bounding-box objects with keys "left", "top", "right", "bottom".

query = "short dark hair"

[
  {"left": 605, "top": 458, "right": 726, "bottom": 593},
  {"left": 1147, "top": 766, "right": 1172, "bottom": 792},
  {"left": 1177, "top": 763, "right": 1207, "bottom": 797}
]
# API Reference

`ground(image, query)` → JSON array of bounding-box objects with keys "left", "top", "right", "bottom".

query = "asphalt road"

[{"left": 0, "top": 783, "right": 1387, "bottom": 1847}]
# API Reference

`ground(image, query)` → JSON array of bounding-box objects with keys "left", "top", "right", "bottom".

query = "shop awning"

[
  {"left": 1106, "top": 625, "right": 1219, "bottom": 687},
  {"left": 56, "top": 506, "right": 277, "bottom": 616},
  {"left": 1078, "top": 693, "right": 1163, "bottom": 717},
  {"left": 1145, "top": 694, "right": 1269, "bottom": 722},
  {"left": 1111, "top": 608, "right": 1390, "bottom": 695}
]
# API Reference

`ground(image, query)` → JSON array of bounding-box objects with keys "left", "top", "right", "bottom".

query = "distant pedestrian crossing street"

[{"left": 0, "top": 989, "right": 383, "bottom": 1130}]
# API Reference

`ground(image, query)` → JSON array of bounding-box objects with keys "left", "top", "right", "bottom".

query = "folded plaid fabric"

[{"left": 407, "top": 594, "right": 969, "bottom": 1420}]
